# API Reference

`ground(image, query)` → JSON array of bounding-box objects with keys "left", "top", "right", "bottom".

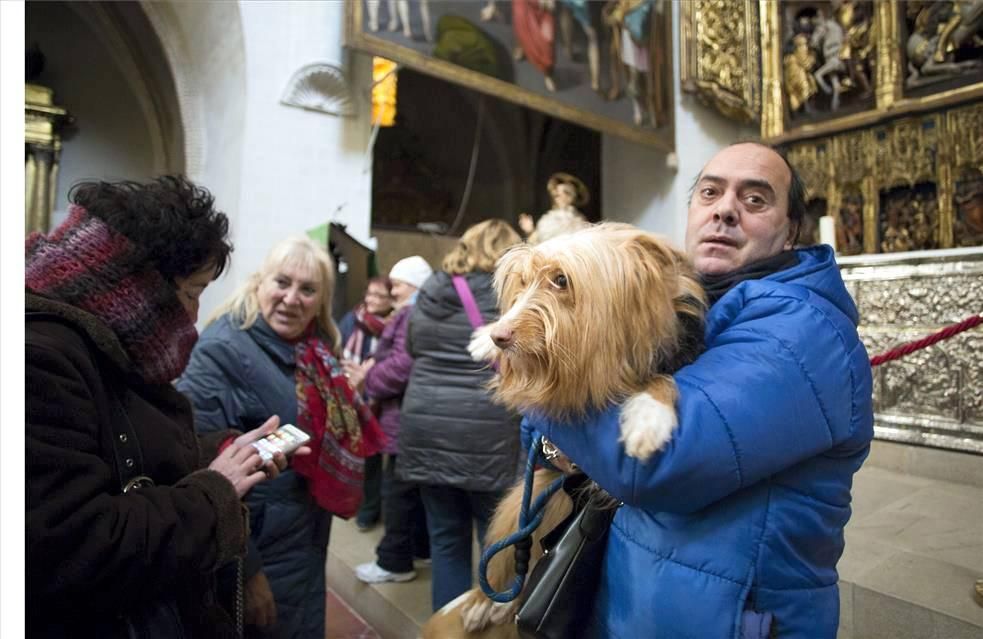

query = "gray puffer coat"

[
  {"left": 396, "top": 271, "right": 522, "bottom": 492},
  {"left": 176, "top": 314, "right": 330, "bottom": 639}
]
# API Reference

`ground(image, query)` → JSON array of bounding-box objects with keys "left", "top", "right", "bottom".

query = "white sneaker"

[{"left": 355, "top": 561, "right": 416, "bottom": 584}]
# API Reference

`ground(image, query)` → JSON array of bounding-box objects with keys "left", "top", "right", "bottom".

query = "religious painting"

[{"left": 346, "top": 0, "right": 674, "bottom": 151}]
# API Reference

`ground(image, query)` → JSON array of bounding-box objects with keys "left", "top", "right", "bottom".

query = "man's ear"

[{"left": 785, "top": 220, "right": 800, "bottom": 249}]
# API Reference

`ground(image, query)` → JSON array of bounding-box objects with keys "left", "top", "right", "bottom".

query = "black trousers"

[
  {"left": 356, "top": 453, "right": 383, "bottom": 526},
  {"left": 375, "top": 454, "right": 430, "bottom": 573}
]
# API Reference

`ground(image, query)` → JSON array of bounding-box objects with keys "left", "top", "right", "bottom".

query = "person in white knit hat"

[
  {"left": 387, "top": 255, "right": 433, "bottom": 308},
  {"left": 345, "top": 254, "right": 435, "bottom": 585}
]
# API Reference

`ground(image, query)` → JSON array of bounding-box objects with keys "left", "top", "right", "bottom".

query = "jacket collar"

[{"left": 26, "top": 292, "right": 135, "bottom": 374}]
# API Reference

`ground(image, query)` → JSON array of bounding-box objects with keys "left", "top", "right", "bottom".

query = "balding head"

[{"left": 684, "top": 143, "right": 803, "bottom": 275}]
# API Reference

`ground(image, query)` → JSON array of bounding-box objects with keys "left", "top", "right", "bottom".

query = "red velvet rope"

[{"left": 869, "top": 314, "right": 983, "bottom": 367}]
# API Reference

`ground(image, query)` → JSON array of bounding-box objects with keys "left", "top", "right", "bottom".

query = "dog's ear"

[
  {"left": 493, "top": 244, "right": 532, "bottom": 309},
  {"left": 629, "top": 232, "right": 706, "bottom": 305}
]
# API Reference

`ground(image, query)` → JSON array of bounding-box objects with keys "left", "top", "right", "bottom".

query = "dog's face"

[{"left": 481, "top": 223, "right": 704, "bottom": 417}]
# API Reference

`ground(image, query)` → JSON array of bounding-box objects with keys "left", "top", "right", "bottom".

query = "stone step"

[
  {"left": 838, "top": 463, "right": 983, "bottom": 638},
  {"left": 326, "top": 518, "right": 430, "bottom": 639}
]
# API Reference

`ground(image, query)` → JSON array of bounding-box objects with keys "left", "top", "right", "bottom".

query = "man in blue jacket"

[{"left": 527, "top": 142, "right": 874, "bottom": 638}]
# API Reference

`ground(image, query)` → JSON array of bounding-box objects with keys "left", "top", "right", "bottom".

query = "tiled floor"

[{"left": 326, "top": 587, "right": 381, "bottom": 639}]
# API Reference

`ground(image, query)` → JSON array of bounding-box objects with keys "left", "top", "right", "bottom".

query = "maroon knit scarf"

[
  {"left": 25, "top": 205, "right": 198, "bottom": 384},
  {"left": 292, "top": 330, "right": 386, "bottom": 518},
  {"left": 342, "top": 304, "right": 388, "bottom": 364}
]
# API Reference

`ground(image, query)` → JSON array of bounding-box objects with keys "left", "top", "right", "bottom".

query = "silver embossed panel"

[{"left": 840, "top": 248, "right": 983, "bottom": 454}]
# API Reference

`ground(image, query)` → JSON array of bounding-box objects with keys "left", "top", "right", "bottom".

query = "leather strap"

[{"left": 452, "top": 275, "right": 485, "bottom": 330}]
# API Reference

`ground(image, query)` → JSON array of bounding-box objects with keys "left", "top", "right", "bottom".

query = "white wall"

[
  {"left": 601, "top": 5, "right": 754, "bottom": 247},
  {"left": 147, "top": 1, "right": 374, "bottom": 321}
]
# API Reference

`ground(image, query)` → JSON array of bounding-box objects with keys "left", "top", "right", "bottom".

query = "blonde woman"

[
  {"left": 396, "top": 219, "right": 523, "bottom": 610},
  {"left": 178, "top": 236, "right": 382, "bottom": 639}
]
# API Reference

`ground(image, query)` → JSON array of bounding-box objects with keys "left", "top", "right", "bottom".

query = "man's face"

[{"left": 685, "top": 143, "right": 796, "bottom": 276}]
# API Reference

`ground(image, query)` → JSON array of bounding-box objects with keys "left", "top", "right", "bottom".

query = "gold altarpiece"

[
  {"left": 682, "top": 1, "right": 983, "bottom": 454},
  {"left": 26, "top": 83, "right": 69, "bottom": 236}
]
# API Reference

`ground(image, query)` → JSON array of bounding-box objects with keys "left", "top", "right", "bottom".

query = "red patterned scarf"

[
  {"left": 25, "top": 205, "right": 197, "bottom": 384},
  {"left": 292, "top": 332, "right": 386, "bottom": 517}
]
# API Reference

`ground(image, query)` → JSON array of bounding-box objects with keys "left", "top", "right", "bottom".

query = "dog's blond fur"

[{"left": 422, "top": 223, "right": 705, "bottom": 639}]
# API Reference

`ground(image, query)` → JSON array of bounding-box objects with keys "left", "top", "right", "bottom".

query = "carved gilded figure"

[
  {"left": 905, "top": 0, "right": 983, "bottom": 88},
  {"left": 784, "top": 34, "right": 818, "bottom": 113},
  {"left": 954, "top": 173, "right": 983, "bottom": 246},
  {"left": 880, "top": 190, "right": 938, "bottom": 252},
  {"left": 836, "top": 194, "right": 865, "bottom": 255},
  {"left": 810, "top": 8, "right": 849, "bottom": 110},
  {"left": 836, "top": 1, "right": 875, "bottom": 98}
]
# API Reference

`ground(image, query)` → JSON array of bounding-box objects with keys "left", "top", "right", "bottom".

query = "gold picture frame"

[{"left": 345, "top": 0, "right": 675, "bottom": 151}]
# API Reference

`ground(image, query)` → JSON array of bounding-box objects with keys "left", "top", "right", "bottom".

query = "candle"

[{"left": 819, "top": 215, "right": 837, "bottom": 252}]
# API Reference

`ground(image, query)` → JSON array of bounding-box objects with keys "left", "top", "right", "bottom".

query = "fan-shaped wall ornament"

[{"left": 280, "top": 62, "right": 356, "bottom": 117}]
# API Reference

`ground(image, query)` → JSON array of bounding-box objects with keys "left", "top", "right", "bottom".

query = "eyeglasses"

[{"left": 365, "top": 291, "right": 392, "bottom": 300}]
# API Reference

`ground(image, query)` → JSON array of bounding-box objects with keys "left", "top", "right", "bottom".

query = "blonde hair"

[
  {"left": 206, "top": 236, "right": 341, "bottom": 349},
  {"left": 442, "top": 219, "right": 521, "bottom": 275}
]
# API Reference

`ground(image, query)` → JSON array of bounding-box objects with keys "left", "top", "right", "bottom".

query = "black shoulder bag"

[{"left": 515, "top": 473, "right": 619, "bottom": 639}]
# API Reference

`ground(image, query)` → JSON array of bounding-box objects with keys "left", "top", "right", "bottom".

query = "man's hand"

[{"left": 244, "top": 570, "right": 277, "bottom": 628}]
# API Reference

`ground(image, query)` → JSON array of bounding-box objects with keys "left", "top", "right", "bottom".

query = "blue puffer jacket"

[
  {"left": 528, "top": 245, "right": 873, "bottom": 639},
  {"left": 176, "top": 314, "right": 331, "bottom": 639}
]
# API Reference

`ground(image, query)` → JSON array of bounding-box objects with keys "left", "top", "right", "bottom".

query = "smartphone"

[{"left": 251, "top": 424, "right": 311, "bottom": 463}]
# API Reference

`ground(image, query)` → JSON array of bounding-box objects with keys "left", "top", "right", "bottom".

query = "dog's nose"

[{"left": 490, "top": 324, "right": 514, "bottom": 349}]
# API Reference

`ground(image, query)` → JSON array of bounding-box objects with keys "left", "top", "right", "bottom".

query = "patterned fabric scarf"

[
  {"left": 25, "top": 205, "right": 197, "bottom": 384},
  {"left": 292, "top": 331, "right": 386, "bottom": 518},
  {"left": 342, "top": 304, "right": 388, "bottom": 364}
]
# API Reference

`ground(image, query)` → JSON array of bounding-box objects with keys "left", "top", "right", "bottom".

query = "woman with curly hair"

[{"left": 26, "top": 176, "right": 295, "bottom": 638}]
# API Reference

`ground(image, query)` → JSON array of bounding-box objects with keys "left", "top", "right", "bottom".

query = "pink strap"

[{"left": 453, "top": 275, "right": 485, "bottom": 330}]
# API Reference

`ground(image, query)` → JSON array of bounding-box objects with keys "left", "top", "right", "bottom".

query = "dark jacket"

[
  {"left": 532, "top": 245, "right": 874, "bottom": 638},
  {"left": 396, "top": 271, "right": 522, "bottom": 492},
  {"left": 363, "top": 305, "right": 414, "bottom": 454},
  {"left": 26, "top": 294, "right": 246, "bottom": 639},
  {"left": 176, "top": 314, "right": 330, "bottom": 639}
]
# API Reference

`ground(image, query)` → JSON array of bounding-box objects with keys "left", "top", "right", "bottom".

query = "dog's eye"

[{"left": 551, "top": 274, "right": 568, "bottom": 289}]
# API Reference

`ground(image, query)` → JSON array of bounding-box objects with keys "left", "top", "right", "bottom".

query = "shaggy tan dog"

[{"left": 420, "top": 223, "right": 705, "bottom": 639}]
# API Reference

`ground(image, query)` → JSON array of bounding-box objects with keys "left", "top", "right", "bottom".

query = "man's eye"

[{"left": 701, "top": 188, "right": 717, "bottom": 198}]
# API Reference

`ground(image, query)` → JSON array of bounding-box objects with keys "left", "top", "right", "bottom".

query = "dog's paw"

[
  {"left": 468, "top": 325, "right": 498, "bottom": 363},
  {"left": 458, "top": 592, "right": 515, "bottom": 632},
  {"left": 618, "top": 392, "right": 678, "bottom": 460}
]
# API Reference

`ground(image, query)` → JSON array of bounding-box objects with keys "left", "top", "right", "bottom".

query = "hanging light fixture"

[{"left": 371, "top": 57, "right": 398, "bottom": 127}]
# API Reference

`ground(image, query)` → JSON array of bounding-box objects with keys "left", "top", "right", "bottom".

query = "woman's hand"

[
  {"left": 343, "top": 359, "right": 374, "bottom": 392},
  {"left": 208, "top": 415, "right": 283, "bottom": 498},
  {"left": 244, "top": 570, "right": 278, "bottom": 628}
]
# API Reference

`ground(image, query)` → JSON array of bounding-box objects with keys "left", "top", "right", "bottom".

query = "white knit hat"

[{"left": 388, "top": 255, "right": 433, "bottom": 289}]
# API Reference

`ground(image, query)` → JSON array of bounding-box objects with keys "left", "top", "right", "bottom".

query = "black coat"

[
  {"left": 26, "top": 294, "right": 246, "bottom": 639},
  {"left": 396, "top": 271, "right": 522, "bottom": 492},
  {"left": 176, "top": 314, "right": 330, "bottom": 639}
]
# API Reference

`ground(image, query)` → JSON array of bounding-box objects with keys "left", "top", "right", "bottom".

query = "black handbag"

[{"left": 515, "top": 474, "right": 619, "bottom": 639}]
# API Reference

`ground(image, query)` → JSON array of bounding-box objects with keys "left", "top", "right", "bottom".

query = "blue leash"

[{"left": 477, "top": 431, "right": 566, "bottom": 603}]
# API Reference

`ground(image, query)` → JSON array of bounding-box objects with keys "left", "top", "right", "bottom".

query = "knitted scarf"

[
  {"left": 342, "top": 304, "right": 388, "bottom": 364},
  {"left": 25, "top": 205, "right": 197, "bottom": 384},
  {"left": 699, "top": 250, "right": 800, "bottom": 306},
  {"left": 292, "top": 331, "right": 386, "bottom": 518}
]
